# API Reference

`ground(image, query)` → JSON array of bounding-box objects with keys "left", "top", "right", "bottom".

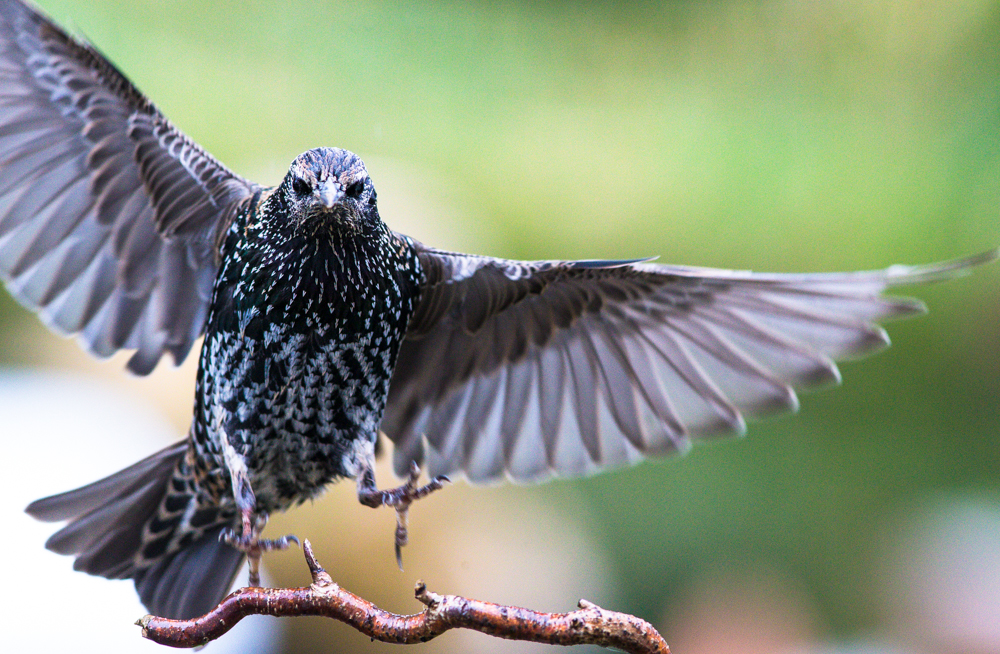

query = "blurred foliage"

[{"left": 3, "top": 0, "right": 999, "bottom": 647}]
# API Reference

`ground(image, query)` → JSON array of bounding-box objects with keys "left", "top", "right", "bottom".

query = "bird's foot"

[
  {"left": 357, "top": 461, "right": 449, "bottom": 569},
  {"left": 220, "top": 511, "right": 299, "bottom": 586}
]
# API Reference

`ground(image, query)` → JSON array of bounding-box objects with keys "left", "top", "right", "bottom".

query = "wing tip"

[
  {"left": 885, "top": 297, "right": 928, "bottom": 318},
  {"left": 24, "top": 495, "right": 66, "bottom": 522},
  {"left": 833, "top": 326, "right": 893, "bottom": 361},
  {"left": 886, "top": 247, "right": 1000, "bottom": 285},
  {"left": 745, "top": 385, "right": 801, "bottom": 418},
  {"left": 569, "top": 257, "right": 657, "bottom": 270},
  {"left": 794, "top": 357, "right": 843, "bottom": 388}
]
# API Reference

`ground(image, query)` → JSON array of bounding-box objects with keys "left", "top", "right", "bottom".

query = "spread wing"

[
  {"left": 0, "top": 0, "right": 257, "bottom": 373},
  {"left": 383, "top": 241, "right": 996, "bottom": 484}
]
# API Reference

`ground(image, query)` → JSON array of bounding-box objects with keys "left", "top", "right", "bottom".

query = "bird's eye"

[
  {"left": 345, "top": 180, "right": 364, "bottom": 199},
  {"left": 291, "top": 177, "right": 310, "bottom": 197}
]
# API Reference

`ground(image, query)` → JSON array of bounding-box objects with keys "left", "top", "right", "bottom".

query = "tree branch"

[{"left": 137, "top": 540, "right": 669, "bottom": 653}]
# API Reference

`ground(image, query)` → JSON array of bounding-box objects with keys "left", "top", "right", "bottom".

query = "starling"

[{"left": 0, "top": 0, "right": 993, "bottom": 621}]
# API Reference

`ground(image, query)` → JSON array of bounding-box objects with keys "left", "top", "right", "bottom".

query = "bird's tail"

[{"left": 25, "top": 441, "right": 244, "bottom": 619}]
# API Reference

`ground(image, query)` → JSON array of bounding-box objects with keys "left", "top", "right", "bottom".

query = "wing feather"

[
  {"left": 0, "top": 0, "right": 257, "bottom": 373},
  {"left": 384, "top": 241, "right": 996, "bottom": 483}
]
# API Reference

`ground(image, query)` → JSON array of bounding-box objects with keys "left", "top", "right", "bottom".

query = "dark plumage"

[{"left": 1, "top": 0, "right": 993, "bottom": 620}]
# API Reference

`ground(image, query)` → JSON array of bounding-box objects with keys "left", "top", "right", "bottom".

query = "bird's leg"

[
  {"left": 221, "top": 511, "right": 299, "bottom": 587},
  {"left": 357, "top": 460, "right": 449, "bottom": 569},
  {"left": 217, "top": 422, "right": 298, "bottom": 586}
]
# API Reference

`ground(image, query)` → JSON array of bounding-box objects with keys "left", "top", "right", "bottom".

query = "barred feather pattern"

[
  {"left": 7, "top": 0, "right": 996, "bottom": 626},
  {"left": 189, "top": 151, "right": 423, "bottom": 515},
  {"left": 384, "top": 248, "right": 998, "bottom": 484},
  {"left": 25, "top": 442, "right": 243, "bottom": 619},
  {"left": 0, "top": 0, "right": 254, "bottom": 374},
  {"left": 26, "top": 148, "right": 424, "bottom": 620}
]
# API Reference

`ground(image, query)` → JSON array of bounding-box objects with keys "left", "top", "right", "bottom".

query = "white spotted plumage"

[{"left": 7, "top": 0, "right": 994, "bottom": 622}]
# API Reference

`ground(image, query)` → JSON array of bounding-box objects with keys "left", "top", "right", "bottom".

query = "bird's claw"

[
  {"left": 357, "top": 461, "right": 450, "bottom": 569},
  {"left": 220, "top": 511, "right": 299, "bottom": 586},
  {"left": 221, "top": 529, "right": 300, "bottom": 553},
  {"left": 388, "top": 461, "right": 450, "bottom": 508}
]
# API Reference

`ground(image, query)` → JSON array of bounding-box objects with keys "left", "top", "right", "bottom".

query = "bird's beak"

[{"left": 314, "top": 180, "right": 344, "bottom": 211}]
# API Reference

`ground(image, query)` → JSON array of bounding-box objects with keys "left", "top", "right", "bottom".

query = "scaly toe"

[{"left": 256, "top": 534, "right": 300, "bottom": 552}]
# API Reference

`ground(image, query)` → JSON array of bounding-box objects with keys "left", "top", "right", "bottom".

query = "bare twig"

[{"left": 137, "top": 539, "right": 669, "bottom": 653}]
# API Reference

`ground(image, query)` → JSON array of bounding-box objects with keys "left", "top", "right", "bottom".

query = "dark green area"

[{"left": 4, "top": 0, "right": 998, "bottom": 647}]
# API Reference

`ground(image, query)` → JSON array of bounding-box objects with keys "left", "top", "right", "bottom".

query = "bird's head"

[{"left": 279, "top": 147, "right": 378, "bottom": 233}]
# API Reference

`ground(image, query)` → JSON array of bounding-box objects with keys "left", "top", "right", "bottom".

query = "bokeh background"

[{"left": 2, "top": 1, "right": 998, "bottom": 652}]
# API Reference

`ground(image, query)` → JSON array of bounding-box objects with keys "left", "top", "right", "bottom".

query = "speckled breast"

[
  {"left": 193, "top": 312, "right": 399, "bottom": 512},
  {"left": 187, "top": 219, "right": 422, "bottom": 514}
]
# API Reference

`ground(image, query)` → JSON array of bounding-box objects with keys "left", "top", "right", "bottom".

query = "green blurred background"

[{"left": 3, "top": 1, "right": 999, "bottom": 652}]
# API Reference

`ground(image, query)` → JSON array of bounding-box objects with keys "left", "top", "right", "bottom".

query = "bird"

[{"left": 1, "top": 0, "right": 993, "bottom": 621}]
